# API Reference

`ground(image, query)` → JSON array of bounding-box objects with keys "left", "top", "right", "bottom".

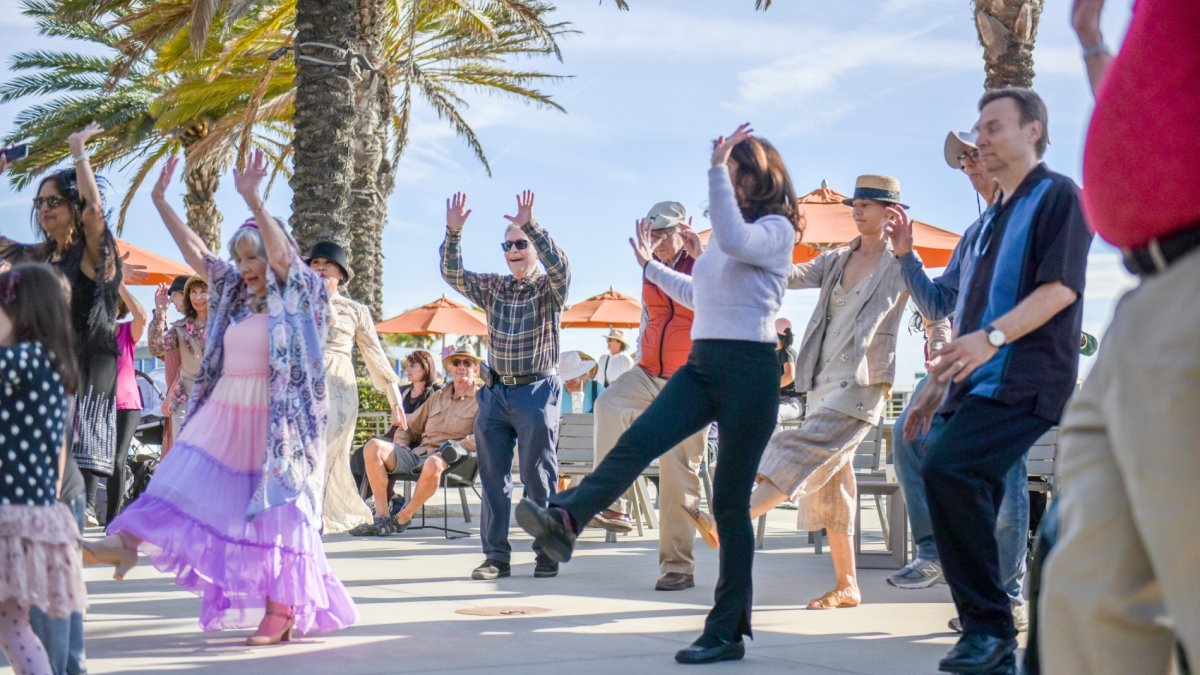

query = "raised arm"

[
  {"left": 504, "top": 190, "right": 570, "bottom": 306},
  {"left": 1073, "top": 0, "right": 1113, "bottom": 96},
  {"left": 630, "top": 219, "right": 694, "bottom": 309},
  {"left": 706, "top": 124, "right": 795, "bottom": 272},
  {"left": 440, "top": 192, "right": 492, "bottom": 307},
  {"left": 886, "top": 204, "right": 962, "bottom": 321},
  {"left": 151, "top": 156, "right": 210, "bottom": 277},
  {"left": 234, "top": 149, "right": 291, "bottom": 282},
  {"left": 117, "top": 283, "right": 148, "bottom": 342},
  {"left": 65, "top": 123, "right": 110, "bottom": 272},
  {"left": 787, "top": 255, "right": 828, "bottom": 290}
]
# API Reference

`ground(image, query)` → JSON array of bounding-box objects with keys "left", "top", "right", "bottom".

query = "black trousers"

[
  {"left": 101, "top": 409, "right": 141, "bottom": 522},
  {"left": 551, "top": 340, "right": 779, "bottom": 641},
  {"left": 922, "top": 395, "right": 1052, "bottom": 639}
]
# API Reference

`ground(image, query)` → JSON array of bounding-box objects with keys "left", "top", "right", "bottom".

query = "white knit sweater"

[{"left": 644, "top": 165, "right": 794, "bottom": 344}]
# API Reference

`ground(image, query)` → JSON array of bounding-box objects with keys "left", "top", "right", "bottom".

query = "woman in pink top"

[{"left": 107, "top": 284, "right": 146, "bottom": 526}]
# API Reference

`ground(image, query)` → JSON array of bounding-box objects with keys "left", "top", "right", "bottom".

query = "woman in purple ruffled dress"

[{"left": 83, "top": 151, "right": 358, "bottom": 645}]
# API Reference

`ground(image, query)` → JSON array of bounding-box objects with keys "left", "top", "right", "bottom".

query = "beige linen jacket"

[{"left": 789, "top": 237, "right": 918, "bottom": 392}]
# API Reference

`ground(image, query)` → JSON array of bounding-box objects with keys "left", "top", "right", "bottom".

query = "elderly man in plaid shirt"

[{"left": 441, "top": 190, "right": 571, "bottom": 581}]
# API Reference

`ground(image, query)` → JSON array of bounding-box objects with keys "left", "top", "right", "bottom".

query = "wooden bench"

[{"left": 1026, "top": 428, "right": 1058, "bottom": 492}]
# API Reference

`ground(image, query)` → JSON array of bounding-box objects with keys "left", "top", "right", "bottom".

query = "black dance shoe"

[
  {"left": 674, "top": 637, "right": 745, "bottom": 664},
  {"left": 938, "top": 633, "right": 1017, "bottom": 673},
  {"left": 514, "top": 499, "right": 576, "bottom": 563}
]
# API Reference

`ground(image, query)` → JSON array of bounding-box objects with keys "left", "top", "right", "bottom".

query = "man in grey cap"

[
  {"left": 590, "top": 201, "right": 711, "bottom": 591},
  {"left": 886, "top": 129, "right": 1031, "bottom": 638}
]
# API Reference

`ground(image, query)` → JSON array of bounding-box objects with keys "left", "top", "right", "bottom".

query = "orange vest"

[{"left": 639, "top": 252, "right": 695, "bottom": 379}]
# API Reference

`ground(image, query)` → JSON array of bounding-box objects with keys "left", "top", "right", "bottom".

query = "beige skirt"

[
  {"left": 756, "top": 407, "right": 873, "bottom": 535},
  {"left": 0, "top": 503, "right": 87, "bottom": 618}
]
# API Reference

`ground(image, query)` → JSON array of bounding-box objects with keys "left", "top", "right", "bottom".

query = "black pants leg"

[
  {"left": 82, "top": 470, "right": 101, "bottom": 511},
  {"left": 106, "top": 409, "right": 141, "bottom": 523},
  {"left": 922, "top": 395, "right": 1052, "bottom": 639},
  {"left": 552, "top": 340, "right": 780, "bottom": 642}
]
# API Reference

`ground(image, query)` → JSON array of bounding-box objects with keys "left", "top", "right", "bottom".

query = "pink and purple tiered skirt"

[{"left": 110, "top": 315, "right": 358, "bottom": 634}]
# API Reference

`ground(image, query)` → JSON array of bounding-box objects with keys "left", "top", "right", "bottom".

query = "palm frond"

[{"left": 114, "top": 140, "right": 175, "bottom": 233}]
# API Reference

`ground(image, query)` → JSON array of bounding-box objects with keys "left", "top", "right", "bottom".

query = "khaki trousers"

[
  {"left": 593, "top": 366, "right": 708, "bottom": 575},
  {"left": 1041, "top": 249, "right": 1200, "bottom": 674}
]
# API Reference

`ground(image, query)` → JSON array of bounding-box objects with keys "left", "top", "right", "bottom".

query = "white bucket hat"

[{"left": 559, "top": 350, "right": 598, "bottom": 381}]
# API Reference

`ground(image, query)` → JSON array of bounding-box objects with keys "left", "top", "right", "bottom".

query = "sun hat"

[
  {"left": 305, "top": 240, "right": 352, "bottom": 283},
  {"left": 442, "top": 347, "right": 481, "bottom": 373},
  {"left": 603, "top": 328, "right": 631, "bottom": 349},
  {"left": 645, "top": 201, "right": 688, "bottom": 231},
  {"left": 842, "top": 175, "right": 909, "bottom": 209},
  {"left": 944, "top": 130, "right": 980, "bottom": 169},
  {"left": 559, "top": 350, "right": 598, "bottom": 381},
  {"left": 775, "top": 317, "right": 792, "bottom": 334}
]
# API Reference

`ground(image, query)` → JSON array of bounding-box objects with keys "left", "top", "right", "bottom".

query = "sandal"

[
  {"left": 681, "top": 505, "right": 720, "bottom": 549},
  {"left": 350, "top": 515, "right": 407, "bottom": 537},
  {"left": 807, "top": 587, "right": 861, "bottom": 610}
]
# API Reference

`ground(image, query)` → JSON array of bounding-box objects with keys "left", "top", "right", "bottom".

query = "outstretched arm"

[
  {"left": 440, "top": 192, "right": 492, "bottom": 307},
  {"left": 66, "top": 123, "right": 110, "bottom": 273},
  {"left": 234, "top": 149, "right": 291, "bottom": 281},
  {"left": 117, "top": 283, "right": 148, "bottom": 342},
  {"left": 151, "top": 155, "right": 210, "bottom": 277},
  {"left": 504, "top": 190, "right": 570, "bottom": 305}
]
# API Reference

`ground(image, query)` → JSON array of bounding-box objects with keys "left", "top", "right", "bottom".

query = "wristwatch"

[{"left": 984, "top": 323, "right": 1007, "bottom": 348}]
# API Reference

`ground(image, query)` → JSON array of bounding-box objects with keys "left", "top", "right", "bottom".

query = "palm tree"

[{"left": 972, "top": 0, "right": 1043, "bottom": 88}]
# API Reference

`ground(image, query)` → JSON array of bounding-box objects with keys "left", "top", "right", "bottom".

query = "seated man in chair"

[{"left": 350, "top": 348, "right": 481, "bottom": 536}]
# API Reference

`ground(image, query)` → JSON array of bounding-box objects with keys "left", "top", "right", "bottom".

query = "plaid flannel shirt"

[{"left": 440, "top": 221, "right": 570, "bottom": 377}]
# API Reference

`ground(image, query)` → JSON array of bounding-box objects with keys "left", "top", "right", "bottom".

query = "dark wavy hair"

[
  {"left": 29, "top": 169, "right": 111, "bottom": 257},
  {"left": 404, "top": 349, "right": 441, "bottom": 387},
  {"left": 721, "top": 135, "right": 804, "bottom": 236},
  {"left": 0, "top": 262, "right": 79, "bottom": 394},
  {"left": 777, "top": 326, "right": 794, "bottom": 351}
]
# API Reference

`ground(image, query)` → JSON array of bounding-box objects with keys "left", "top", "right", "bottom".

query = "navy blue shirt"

[{"left": 900, "top": 163, "right": 1093, "bottom": 422}]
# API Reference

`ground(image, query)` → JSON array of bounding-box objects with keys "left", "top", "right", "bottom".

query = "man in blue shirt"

[{"left": 887, "top": 88, "right": 1092, "bottom": 674}]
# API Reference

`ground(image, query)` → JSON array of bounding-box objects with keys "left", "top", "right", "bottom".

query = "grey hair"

[{"left": 228, "top": 226, "right": 266, "bottom": 262}]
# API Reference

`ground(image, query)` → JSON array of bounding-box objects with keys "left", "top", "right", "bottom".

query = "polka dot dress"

[{"left": 0, "top": 342, "right": 66, "bottom": 506}]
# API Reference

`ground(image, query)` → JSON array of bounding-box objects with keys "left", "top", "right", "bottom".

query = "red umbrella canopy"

[
  {"left": 698, "top": 183, "right": 962, "bottom": 267},
  {"left": 562, "top": 288, "right": 642, "bottom": 328},
  {"left": 115, "top": 238, "right": 193, "bottom": 286},
  {"left": 375, "top": 295, "right": 488, "bottom": 336}
]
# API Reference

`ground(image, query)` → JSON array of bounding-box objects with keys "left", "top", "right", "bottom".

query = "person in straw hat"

[
  {"left": 350, "top": 347, "right": 481, "bottom": 536},
  {"left": 685, "top": 174, "right": 943, "bottom": 615},
  {"left": 596, "top": 328, "right": 635, "bottom": 387},
  {"left": 559, "top": 350, "right": 601, "bottom": 414}
]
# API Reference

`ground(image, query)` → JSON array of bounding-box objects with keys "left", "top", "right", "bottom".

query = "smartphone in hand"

[{"left": 1, "top": 144, "right": 29, "bottom": 162}]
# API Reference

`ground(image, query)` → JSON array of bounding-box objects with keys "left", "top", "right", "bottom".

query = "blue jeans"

[
  {"left": 893, "top": 378, "right": 1029, "bottom": 605},
  {"left": 475, "top": 375, "right": 561, "bottom": 563},
  {"left": 29, "top": 494, "right": 87, "bottom": 675}
]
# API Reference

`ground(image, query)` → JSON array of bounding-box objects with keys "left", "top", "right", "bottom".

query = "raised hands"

[
  {"left": 503, "top": 190, "right": 536, "bottom": 228},
  {"left": 120, "top": 251, "right": 149, "bottom": 284},
  {"left": 883, "top": 204, "right": 914, "bottom": 257},
  {"left": 152, "top": 155, "right": 179, "bottom": 203},
  {"left": 680, "top": 217, "right": 705, "bottom": 259},
  {"left": 446, "top": 192, "right": 471, "bottom": 232},
  {"left": 67, "top": 122, "right": 103, "bottom": 157},
  {"left": 712, "top": 123, "right": 754, "bottom": 168},
  {"left": 233, "top": 148, "right": 269, "bottom": 200},
  {"left": 630, "top": 219, "right": 654, "bottom": 268},
  {"left": 154, "top": 282, "right": 170, "bottom": 309}
]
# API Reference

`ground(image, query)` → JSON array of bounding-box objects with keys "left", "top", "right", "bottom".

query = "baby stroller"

[{"left": 125, "top": 370, "right": 167, "bottom": 506}]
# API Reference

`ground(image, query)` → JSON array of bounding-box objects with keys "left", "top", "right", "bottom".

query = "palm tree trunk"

[
  {"left": 972, "top": 0, "right": 1043, "bottom": 89},
  {"left": 346, "top": 0, "right": 388, "bottom": 318},
  {"left": 181, "top": 124, "right": 223, "bottom": 251},
  {"left": 290, "top": 0, "right": 359, "bottom": 253}
]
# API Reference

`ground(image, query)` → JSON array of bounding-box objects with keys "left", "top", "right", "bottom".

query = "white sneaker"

[{"left": 887, "top": 557, "right": 944, "bottom": 589}]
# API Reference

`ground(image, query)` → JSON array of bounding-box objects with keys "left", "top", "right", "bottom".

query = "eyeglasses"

[
  {"left": 450, "top": 358, "right": 474, "bottom": 367},
  {"left": 957, "top": 148, "right": 981, "bottom": 167},
  {"left": 500, "top": 240, "right": 530, "bottom": 252},
  {"left": 649, "top": 227, "right": 678, "bottom": 241},
  {"left": 33, "top": 195, "right": 67, "bottom": 210}
]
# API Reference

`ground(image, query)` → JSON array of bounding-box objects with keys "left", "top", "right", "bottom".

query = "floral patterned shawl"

[{"left": 187, "top": 250, "right": 330, "bottom": 521}]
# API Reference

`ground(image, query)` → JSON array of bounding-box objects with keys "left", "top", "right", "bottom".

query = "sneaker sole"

[
  {"left": 533, "top": 570, "right": 558, "bottom": 578},
  {"left": 886, "top": 574, "right": 944, "bottom": 590},
  {"left": 471, "top": 569, "right": 511, "bottom": 580},
  {"left": 515, "top": 501, "right": 574, "bottom": 563}
]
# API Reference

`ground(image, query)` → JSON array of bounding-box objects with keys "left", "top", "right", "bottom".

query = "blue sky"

[{"left": 0, "top": 0, "right": 1135, "bottom": 389}]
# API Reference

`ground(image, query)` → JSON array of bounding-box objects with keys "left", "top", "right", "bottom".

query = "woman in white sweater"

[{"left": 517, "top": 124, "right": 803, "bottom": 665}]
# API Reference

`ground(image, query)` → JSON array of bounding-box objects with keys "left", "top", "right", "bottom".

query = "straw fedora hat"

[
  {"left": 559, "top": 350, "right": 598, "bottom": 381},
  {"left": 603, "top": 328, "right": 631, "bottom": 349},
  {"left": 442, "top": 347, "right": 481, "bottom": 372},
  {"left": 842, "top": 175, "right": 909, "bottom": 209}
]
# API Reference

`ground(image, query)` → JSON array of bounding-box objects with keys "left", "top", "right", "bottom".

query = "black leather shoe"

[
  {"left": 470, "top": 559, "right": 511, "bottom": 580},
  {"left": 938, "top": 633, "right": 1017, "bottom": 673},
  {"left": 674, "top": 637, "right": 745, "bottom": 664},
  {"left": 515, "top": 499, "right": 576, "bottom": 563},
  {"left": 655, "top": 572, "right": 695, "bottom": 591},
  {"left": 533, "top": 555, "right": 559, "bottom": 578}
]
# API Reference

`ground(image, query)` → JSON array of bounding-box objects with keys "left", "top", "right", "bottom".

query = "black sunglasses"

[
  {"left": 450, "top": 358, "right": 474, "bottom": 367},
  {"left": 33, "top": 195, "right": 67, "bottom": 210},
  {"left": 500, "top": 240, "right": 530, "bottom": 252}
]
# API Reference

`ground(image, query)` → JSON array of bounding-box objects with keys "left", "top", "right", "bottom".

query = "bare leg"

[
  {"left": 364, "top": 439, "right": 397, "bottom": 519},
  {"left": 749, "top": 477, "right": 790, "bottom": 520},
  {"left": 395, "top": 455, "right": 448, "bottom": 525},
  {"left": 0, "top": 599, "right": 51, "bottom": 675},
  {"left": 808, "top": 529, "right": 861, "bottom": 609}
]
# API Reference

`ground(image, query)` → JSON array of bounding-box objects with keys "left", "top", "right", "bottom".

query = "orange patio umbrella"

[
  {"left": 698, "top": 182, "right": 961, "bottom": 267},
  {"left": 562, "top": 288, "right": 642, "bottom": 328},
  {"left": 375, "top": 295, "right": 488, "bottom": 337},
  {"left": 115, "top": 238, "right": 193, "bottom": 286}
]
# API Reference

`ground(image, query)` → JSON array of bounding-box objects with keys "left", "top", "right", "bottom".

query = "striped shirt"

[{"left": 440, "top": 222, "right": 570, "bottom": 377}]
